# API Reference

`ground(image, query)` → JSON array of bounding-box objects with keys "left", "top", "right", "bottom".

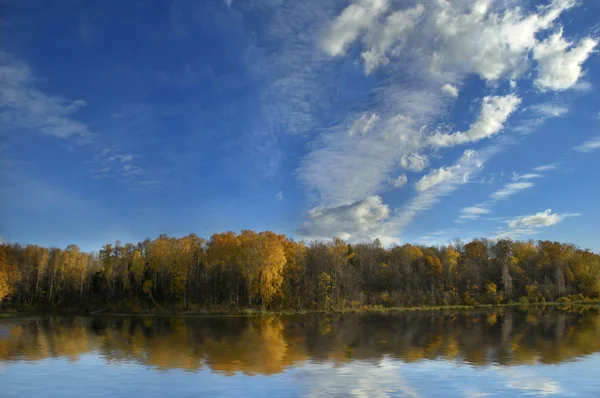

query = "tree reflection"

[{"left": 1, "top": 307, "right": 599, "bottom": 375}]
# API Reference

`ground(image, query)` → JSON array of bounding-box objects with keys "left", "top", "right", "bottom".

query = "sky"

[{"left": 1, "top": 0, "right": 599, "bottom": 252}]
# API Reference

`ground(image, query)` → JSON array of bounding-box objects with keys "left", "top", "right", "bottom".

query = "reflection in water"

[{"left": 1, "top": 307, "right": 600, "bottom": 374}]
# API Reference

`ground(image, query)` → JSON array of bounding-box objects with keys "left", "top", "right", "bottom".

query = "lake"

[{"left": 1, "top": 307, "right": 600, "bottom": 397}]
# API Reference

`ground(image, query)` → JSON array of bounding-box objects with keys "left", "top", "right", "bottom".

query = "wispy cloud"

[
  {"left": 458, "top": 161, "right": 559, "bottom": 223},
  {"left": 514, "top": 102, "right": 570, "bottom": 134},
  {"left": 490, "top": 182, "right": 535, "bottom": 200},
  {"left": 90, "top": 146, "right": 153, "bottom": 186},
  {"left": 390, "top": 148, "right": 497, "bottom": 234},
  {"left": 0, "top": 52, "right": 91, "bottom": 140},
  {"left": 460, "top": 206, "right": 490, "bottom": 220},
  {"left": 529, "top": 103, "right": 569, "bottom": 117},
  {"left": 507, "top": 209, "right": 580, "bottom": 229},
  {"left": 574, "top": 136, "right": 600, "bottom": 152},
  {"left": 512, "top": 172, "right": 542, "bottom": 181},
  {"left": 492, "top": 209, "right": 580, "bottom": 240},
  {"left": 494, "top": 227, "right": 541, "bottom": 240},
  {"left": 534, "top": 163, "right": 559, "bottom": 172}
]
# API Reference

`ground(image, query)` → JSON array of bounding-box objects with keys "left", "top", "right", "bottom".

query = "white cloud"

[
  {"left": 400, "top": 153, "right": 428, "bottom": 172},
  {"left": 298, "top": 0, "right": 594, "bottom": 242},
  {"left": 507, "top": 209, "right": 580, "bottom": 229},
  {"left": 533, "top": 32, "right": 598, "bottom": 91},
  {"left": 534, "top": 163, "right": 559, "bottom": 172},
  {"left": 299, "top": 109, "right": 434, "bottom": 205},
  {"left": 441, "top": 83, "right": 459, "bottom": 98},
  {"left": 494, "top": 227, "right": 540, "bottom": 240},
  {"left": 430, "top": 0, "right": 577, "bottom": 81},
  {"left": 460, "top": 206, "right": 490, "bottom": 220},
  {"left": 427, "top": 95, "right": 521, "bottom": 147},
  {"left": 462, "top": 206, "right": 490, "bottom": 215},
  {"left": 323, "top": 0, "right": 584, "bottom": 83},
  {"left": 459, "top": 163, "right": 554, "bottom": 224},
  {"left": 512, "top": 172, "right": 542, "bottom": 181},
  {"left": 349, "top": 112, "right": 380, "bottom": 136},
  {"left": 224, "top": 0, "right": 233, "bottom": 8},
  {"left": 574, "top": 136, "right": 600, "bottom": 152},
  {"left": 276, "top": 191, "right": 283, "bottom": 201},
  {"left": 529, "top": 103, "right": 569, "bottom": 117},
  {"left": 297, "top": 195, "right": 397, "bottom": 244},
  {"left": 321, "top": 0, "right": 389, "bottom": 57},
  {"left": 92, "top": 147, "right": 149, "bottom": 183},
  {"left": 514, "top": 102, "right": 570, "bottom": 134},
  {"left": 415, "top": 167, "right": 455, "bottom": 192},
  {"left": 490, "top": 182, "right": 534, "bottom": 200},
  {"left": 389, "top": 174, "right": 407, "bottom": 189},
  {"left": 391, "top": 149, "right": 493, "bottom": 233},
  {"left": 0, "top": 52, "right": 91, "bottom": 139},
  {"left": 359, "top": 4, "right": 425, "bottom": 74}
]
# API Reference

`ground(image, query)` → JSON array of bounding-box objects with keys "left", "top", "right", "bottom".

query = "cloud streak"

[
  {"left": 507, "top": 208, "right": 580, "bottom": 229},
  {"left": 0, "top": 52, "right": 91, "bottom": 139},
  {"left": 574, "top": 136, "right": 600, "bottom": 152}
]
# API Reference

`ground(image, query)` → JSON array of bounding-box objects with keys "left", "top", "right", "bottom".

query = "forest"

[{"left": 1, "top": 231, "right": 599, "bottom": 312}]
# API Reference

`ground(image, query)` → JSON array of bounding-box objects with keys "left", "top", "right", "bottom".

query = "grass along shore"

[{"left": 1, "top": 300, "right": 599, "bottom": 318}]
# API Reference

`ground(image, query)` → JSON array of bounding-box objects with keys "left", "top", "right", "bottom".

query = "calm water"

[{"left": 1, "top": 307, "right": 600, "bottom": 397}]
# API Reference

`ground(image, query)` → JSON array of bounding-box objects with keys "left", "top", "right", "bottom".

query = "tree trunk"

[{"left": 502, "top": 262, "right": 513, "bottom": 300}]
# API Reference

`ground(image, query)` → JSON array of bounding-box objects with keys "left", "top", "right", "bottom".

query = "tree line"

[{"left": 1, "top": 231, "right": 599, "bottom": 311}]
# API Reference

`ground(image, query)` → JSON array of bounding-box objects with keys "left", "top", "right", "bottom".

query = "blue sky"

[{"left": 1, "top": 0, "right": 599, "bottom": 252}]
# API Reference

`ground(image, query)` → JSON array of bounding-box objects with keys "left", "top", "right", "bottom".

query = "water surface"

[{"left": 1, "top": 307, "right": 600, "bottom": 397}]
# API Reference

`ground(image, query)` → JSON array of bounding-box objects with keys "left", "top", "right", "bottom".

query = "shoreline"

[{"left": 2, "top": 301, "right": 598, "bottom": 318}]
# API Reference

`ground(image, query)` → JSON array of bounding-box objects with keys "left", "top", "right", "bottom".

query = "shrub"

[{"left": 519, "top": 296, "right": 530, "bottom": 305}]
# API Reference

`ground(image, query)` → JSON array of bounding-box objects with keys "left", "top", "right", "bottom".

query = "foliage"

[{"left": 1, "top": 234, "right": 599, "bottom": 311}]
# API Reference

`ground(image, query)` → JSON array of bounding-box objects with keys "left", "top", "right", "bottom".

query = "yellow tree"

[
  {"left": 236, "top": 231, "right": 288, "bottom": 309},
  {"left": 75, "top": 251, "right": 88, "bottom": 298},
  {"left": 238, "top": 230, "right": 262, "bottom": 308},
  {"left": 207, "top": 231, "right": 240, "bottom": 305},
  {"left": 442, "top": 246, "right": 460, "bottom": 291},
  {"left": 34, "top": 246, "right": 49, "bottom": 300},
  {"left": 256, "top": 232, "right": 287, "bottom": 308},
  {"left": 63, "top": 245, "right": 81, "bottom": 301},
  {"left": 149, "top": 235, "right": 177, "bottom": 302},
  {"left": 0, "top": 246, "right": 21, "bottom": 306},
  {"left": 281, "top": 239, "right": 307, "bottom": 308},
  {"left": 130, "top": 250, "right": 145, "bottom": 289},
  {"left": 327, "top": 237, "right": 354, "bottom": 306},
  {"left": 99, "top": 244, "right": 114, "bottom": 294},
  {"left": 425, "top": 254, "right": 443, "bottom": 293},
  {"left": 174, "top": 234, "right": 205, "bottom": 310}
]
